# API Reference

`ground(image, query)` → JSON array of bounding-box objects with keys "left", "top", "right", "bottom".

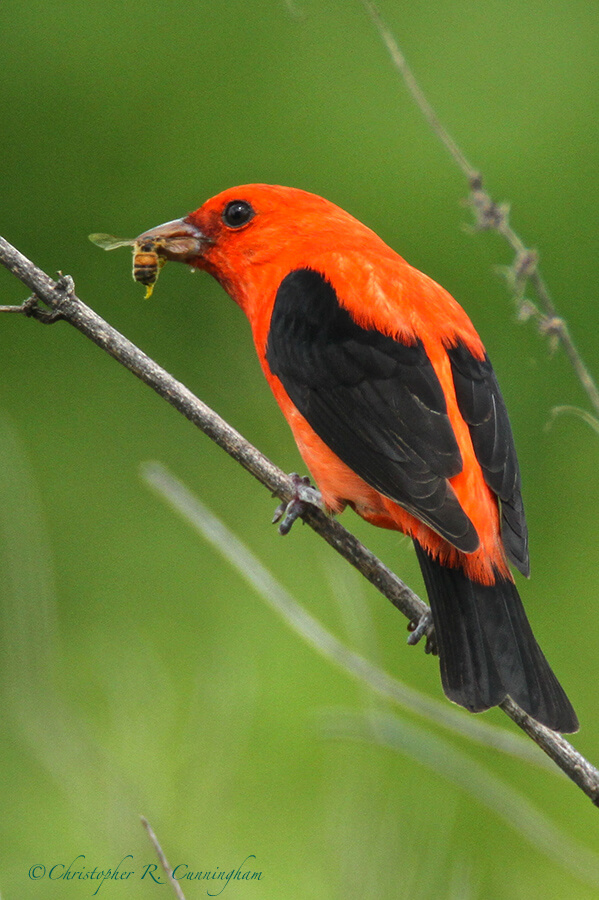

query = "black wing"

[
  {"left": 265, "top": 267, "right": 479, "bottom": 553},
  {"left": 447, "top": 342, "right": 529, "bottom": 575}
]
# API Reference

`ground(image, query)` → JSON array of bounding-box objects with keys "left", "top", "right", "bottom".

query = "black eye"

[{"left": 222, "top": 200, "right": 255, "bottom": 228}]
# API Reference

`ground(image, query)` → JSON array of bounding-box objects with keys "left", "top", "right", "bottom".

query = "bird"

[{"left": 135, "top": 184, "right": 578, "bottom": 733}]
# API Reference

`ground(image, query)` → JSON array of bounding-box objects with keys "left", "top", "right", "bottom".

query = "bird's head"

[{"left": 134, "top": 184, "right": 383, "bottom": 314}]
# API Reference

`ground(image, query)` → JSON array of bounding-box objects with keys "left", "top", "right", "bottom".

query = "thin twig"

[
  {"left": 1, "top": 240, "right": 599, "bottom": 804},
  {"left": 360, "top": 0, "right": 599, "bottom": 418},
  {"left": 360, "top": 0, "right": 478, "bottom": 181},
  {"left": 140, "top": 816, "right": 187, "bottom": 900}
]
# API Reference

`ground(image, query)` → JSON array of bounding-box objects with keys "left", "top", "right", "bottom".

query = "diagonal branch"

[{"left": 1, "top": 236, "right": 598, "bottom": 804}]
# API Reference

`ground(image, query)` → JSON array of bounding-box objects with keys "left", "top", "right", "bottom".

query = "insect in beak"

[{"left": 90, "top": 219, "right": 204, "bottom": 298}]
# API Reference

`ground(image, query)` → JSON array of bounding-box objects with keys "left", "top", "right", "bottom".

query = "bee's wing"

[{"left": 89, "top": 233, "right": 135, "bottom": 250}]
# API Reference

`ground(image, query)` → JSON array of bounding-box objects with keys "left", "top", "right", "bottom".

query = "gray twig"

[{"left": 1, "top": 237, "right": 598, "bottom": 804}]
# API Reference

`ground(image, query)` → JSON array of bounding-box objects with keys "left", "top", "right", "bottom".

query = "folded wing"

[{"left": 265, "top": 267, "right": 479, "bottom": 552}]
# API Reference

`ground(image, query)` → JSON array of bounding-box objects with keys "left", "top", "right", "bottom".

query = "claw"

[
  {"left": 271, "top": 499, "right": 288, "bottom": 525},
  {"left": 272, "top": 473, "right": 323, "bottom": 535},
  {"left": 407, "top": 609, "right": 437, "bottom": 655}
]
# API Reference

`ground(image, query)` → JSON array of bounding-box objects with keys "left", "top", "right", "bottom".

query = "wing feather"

[
  {"left": 447, "top": 342, "right": 529, "bottom": 575},
  {"left": 265, "top": 268, "right": 479, "bottom": 552}
]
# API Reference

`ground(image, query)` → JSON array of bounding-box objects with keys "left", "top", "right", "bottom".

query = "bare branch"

[
  {"left": 500, "top": 697, "right": 599, "bottom": 800},
  {"left": 1, "top": 238, "right": 599, "bottom": 804},
  {"left": 360, "top": 0, "right": 599, "bottom": 418}
]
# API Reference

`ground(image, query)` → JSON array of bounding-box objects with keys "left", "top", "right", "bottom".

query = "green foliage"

[{"left": 1, "top": 1, "right": 599, "bottom": 897}]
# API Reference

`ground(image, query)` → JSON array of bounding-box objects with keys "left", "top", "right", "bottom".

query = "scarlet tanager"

[{"left": 135, "top": 184, "right": 578, "bottom": 733}]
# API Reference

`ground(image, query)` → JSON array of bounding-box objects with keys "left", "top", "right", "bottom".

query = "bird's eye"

[{"left": 222, "top": 200, "right": 255, "bottom": 228}]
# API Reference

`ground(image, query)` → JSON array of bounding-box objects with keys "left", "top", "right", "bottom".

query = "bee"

[{"left": 89, "top": 233, "right": 167, "bottom": 298}]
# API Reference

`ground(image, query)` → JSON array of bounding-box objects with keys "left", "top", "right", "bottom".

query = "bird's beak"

[{"left": 134, "top": 218, "right": 206, "bottom": 263}]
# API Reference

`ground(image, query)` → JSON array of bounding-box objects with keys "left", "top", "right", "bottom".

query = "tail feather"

[{"left": 414, "top": 541, "right": 578, "bottom": 733}]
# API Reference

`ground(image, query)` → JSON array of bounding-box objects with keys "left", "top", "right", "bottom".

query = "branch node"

[
  {"left": 54, "top": 273, "right": 75, "bottom": 297},
  {"left": 0, "top": 295, "right": 65, "bottom": 324},
  {"left": 468, "top": 171, "right": 484, "bottom": 192},
  {"left": 28, "top": 299, "right": 66, "bottom": 324},
  {"left": 26, "top": 274, "right": 75, "bottom": 323},
  {"left": 539, "top": 315, "right": 566, "bottom": 337},
  {"left": 539, "top": 316, "right": 566, "bottom": 355},
  {"left": 468, "top": 188, "right": 510, "bottom": 233},
  {"left": 516, "top": 299, "right": 539, "bottom": 323}
]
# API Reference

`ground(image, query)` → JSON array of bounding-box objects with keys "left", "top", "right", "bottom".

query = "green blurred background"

[{"left": 2, "top": 0, "right": 599, "bottom": 897}]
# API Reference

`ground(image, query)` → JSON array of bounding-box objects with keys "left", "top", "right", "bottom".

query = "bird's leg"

[
  {"left": 272, "top": 473, "right": 324, "bottom": 536},
  {"left": 407, "top": 609, "right": 437, "bottom": 655}
]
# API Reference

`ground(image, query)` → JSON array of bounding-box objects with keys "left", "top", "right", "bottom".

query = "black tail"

[{"left": 413, "top": 541, "right": 578, "bottom": 733}]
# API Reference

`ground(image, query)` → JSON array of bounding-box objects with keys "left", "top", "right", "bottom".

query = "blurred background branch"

[
  {"left": 141, "top": 817, "right": 187, "bottom": 900},
  {"left": 361, "top": 0, "right": 599, "bottom": 423}
]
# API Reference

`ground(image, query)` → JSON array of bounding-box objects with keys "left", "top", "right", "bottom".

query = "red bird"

[{"left": 137, "top": 184, "right": 578, "bottom": 732}]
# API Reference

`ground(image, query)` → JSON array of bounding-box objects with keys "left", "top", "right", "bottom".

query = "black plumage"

[
  {"left": 448, "top": 342, "right": 529, "bottom": 576},
  {"left": 414, "top": 541, "right": 578, "bottom": 731},
  {"left": 266, "top": 267, "right": 478, "bottom": 551}
]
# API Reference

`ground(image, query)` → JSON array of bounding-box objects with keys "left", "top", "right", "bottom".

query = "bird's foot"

[
  {"left": 407, "top": 609, "right": 437, "bottom": 655},
  {"left": 272, "top": 473, "right": 323, "bottom": 535}
]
